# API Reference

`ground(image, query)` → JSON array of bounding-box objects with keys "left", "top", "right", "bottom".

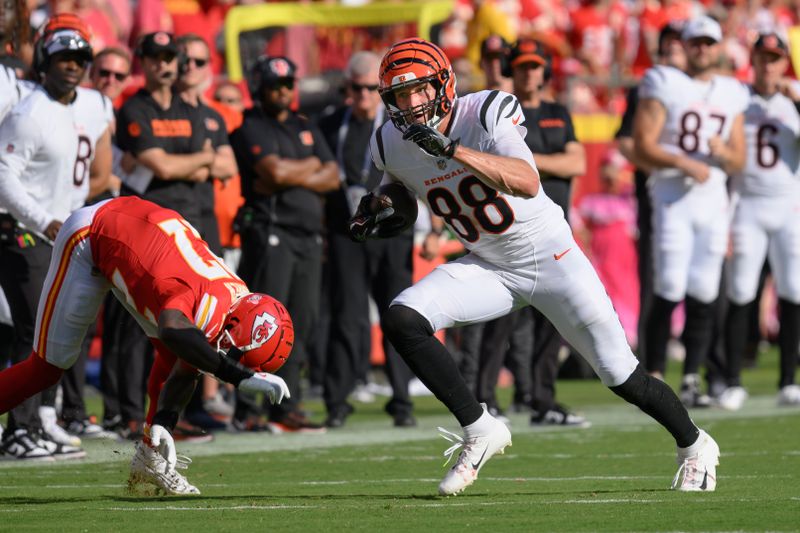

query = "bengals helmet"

[
  {"left": 378, "top": 38, "right": 457, "bottom": 131},
  {"left": 216, "top": 293, "right": 294, "bottom": 373},
  {"left": 33, "top": 13, "right": 93, "bottom": 75}
]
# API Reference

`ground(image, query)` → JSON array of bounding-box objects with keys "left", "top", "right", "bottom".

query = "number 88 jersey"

[
  {"left": 371, "top": 90, "right": 564, "bottom": 267},
  {"left": 734, "top": 85, "right": 800, "bottom": 197},
  {"left": 639, "top": 65, "right": 749, "bottom": 175}
]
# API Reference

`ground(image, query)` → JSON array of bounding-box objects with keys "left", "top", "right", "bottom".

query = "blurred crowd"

[{"left": 0, "top": 0, "right": 797, "bottom": 462}]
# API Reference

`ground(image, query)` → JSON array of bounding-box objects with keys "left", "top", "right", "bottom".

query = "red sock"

[{"left": 0, "top": 352, "right": 64, "bottom": 414}]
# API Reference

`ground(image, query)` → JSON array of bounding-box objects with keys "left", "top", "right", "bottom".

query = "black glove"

[
  {"left": 402, "top": 123, "right": 460, "bottom": 159},
  {"left": 348, "top": 192, "right": 395, "bottom": 242}
]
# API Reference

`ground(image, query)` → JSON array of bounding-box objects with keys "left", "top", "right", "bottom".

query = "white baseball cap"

[{"left": 682, "top": 16, "right": 722, "bottom": 43}]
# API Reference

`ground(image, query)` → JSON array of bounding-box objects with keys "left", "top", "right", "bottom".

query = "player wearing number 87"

[
  {"left": 364, "top": 37, "right": 720, "bottom": 496},
  {"left": 0, "top": 196, "right": 292, "bottom": 493},
  {"left": 633, "top": 16, "right": 748, "bottom": 405}
]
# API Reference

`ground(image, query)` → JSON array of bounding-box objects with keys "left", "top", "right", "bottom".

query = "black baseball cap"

[
  {"left": 753, "top": 32, "right": 788, "bottom": 56},
  {"left": 657, "top": 21, "right": 684, "bottom": 53},
  {"left": 252, "top": 55, "right": 297, "bottom": 88},
  {"left": 481, "top": 34, "right": 510, "bottom": 60},
  {"left": 508, "top": 38, "right": 548, "bottom": 68},
  {"left": 136, "top": 31, "right": 178, "bottom": 58}
]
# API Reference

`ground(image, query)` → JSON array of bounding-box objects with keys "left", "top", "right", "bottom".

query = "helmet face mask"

[{"left": 379, "top": 38, "right": 457, "bottom": 132}]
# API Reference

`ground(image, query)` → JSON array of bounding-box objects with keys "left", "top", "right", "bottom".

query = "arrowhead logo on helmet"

[{"left": 251, "top": 312, "right": 278, "bottom": 346}]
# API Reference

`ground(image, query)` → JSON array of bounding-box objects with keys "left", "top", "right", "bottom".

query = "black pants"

[
  {"left": 0, "top": 239, "right": 52, "bottom": 432},
  {"left": 445, "top": 322, "right": 485, "bottom": 394},
  {"left": 476, "top": 309, "right": 529, "bottom": 409},
  {"left": 529, "top": 308, "right": 563, "bottom": 412},
  {"left": 100, "top": 294, "right": 152, "bottom": 424},
  {"left": 323, "top": 231, "right": 414, "bottom": 418},
  {"left": 635, "top": 169, "right": 653, "bottom": 361},
  {"left": 59, "top": 321, "right": 95, "bottom": 423},
  {"left": 236, "top": 224, "right": 322, "bottom": 421}
]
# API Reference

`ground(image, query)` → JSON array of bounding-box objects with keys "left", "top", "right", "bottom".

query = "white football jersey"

[
  {"left": 639, "top": 65, "right": 749, "bottom": 184},
  {"left": 371, "top": 90, "right": 562, "bottom": 267},
  {"left": 732, "top": 85, "right": 800, "bottom": 197},
  {"left": 70, "top": 87, "right": 114, "bottom": 211},
  {"left": 0, "top": 65, "right": 34, "bottom": 122},
  {"left": 0, "top": 85, "right": 78, "bottom": 233}
]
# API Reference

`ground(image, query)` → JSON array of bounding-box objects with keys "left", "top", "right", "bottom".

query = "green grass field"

[{"left": 2, "top": 349, "right": 798, "bottom": 532}]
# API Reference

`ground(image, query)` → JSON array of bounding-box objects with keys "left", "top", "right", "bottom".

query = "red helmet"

[
  {"left": 33, "top": 13, "right": 93, "bottom": 74},
  {"left": 378, "top": 38, "right": 457, "bottom": 131},
  {"left": 216, "top": 293, "right": 294, "bottom": 373}
]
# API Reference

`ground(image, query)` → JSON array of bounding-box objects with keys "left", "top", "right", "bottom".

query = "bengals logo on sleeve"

[
  {"left": 299, "top": 131, "right": 313, "bottom": 146},
  {"left": 128, "top": 122, "right": 141, "bottom": 137}
]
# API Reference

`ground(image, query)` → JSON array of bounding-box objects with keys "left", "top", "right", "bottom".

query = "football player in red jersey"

[{"left": 0, "top": 196, "right": 293, "bottom": 494}]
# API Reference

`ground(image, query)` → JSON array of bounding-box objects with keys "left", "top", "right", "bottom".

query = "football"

[{"left": 372, "top": 182, "right": 419, "bottom": 238}]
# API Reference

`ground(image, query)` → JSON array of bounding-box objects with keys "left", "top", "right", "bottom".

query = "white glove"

[
  {"left": 149, "top": 424, "right": 177, "bottom": 470},
  {"left": 238, "top": 372, "right": 291, "bottom": 405}
]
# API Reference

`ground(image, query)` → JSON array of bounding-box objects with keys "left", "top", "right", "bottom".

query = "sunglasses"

[
  {"left": 97, "top": 68, "right": 128, "bottom": 82},
  {"left": 350, "top": 82, "right": 379, "bottom": 92},
  {"left": 267, "top": 78, "right": 295, "bottom": 90},
  {"left": 185, "top": 57, "right": 208, "bottom": 68}
]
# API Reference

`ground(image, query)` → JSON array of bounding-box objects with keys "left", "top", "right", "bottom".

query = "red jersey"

[{"left": 90, "top": 197, "right": 248, "bottom": 341}]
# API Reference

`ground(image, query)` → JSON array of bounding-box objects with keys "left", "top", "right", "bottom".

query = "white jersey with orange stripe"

[
  {"left": 70, "top": 87, "right": 114, "bottom": 211},
  {"left": 0, "top": 85, "right": 78, "bottom": 233},
  {"left": 370, "top": 89, "right": 562, "bottom": 268},
  {"left": 732, "top": 84, "right": 800, "bottom": 197},
  {"left": 639, "top": 65, "right": 749, "bottom": 192}
]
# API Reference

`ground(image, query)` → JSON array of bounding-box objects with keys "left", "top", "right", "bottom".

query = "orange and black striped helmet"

[
  {"left": 33, "top": 13, "right": 93, "bottom": 74},
  {"left": 378, "top": 38, "right": 456, "bottom": 131}
]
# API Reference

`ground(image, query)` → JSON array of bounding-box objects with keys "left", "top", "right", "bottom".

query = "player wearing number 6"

[
  {"left": 633, "top": 16, "right": 748, "bottom": 405},
  {"left": 0, "top": 196, "right": 294, "bottom": 494},
  {"left": 352, "top": 37, "right": 720, "bottom": 496},
  {"left": 720, "top": 33, "right": 800, "bottom": 410}
]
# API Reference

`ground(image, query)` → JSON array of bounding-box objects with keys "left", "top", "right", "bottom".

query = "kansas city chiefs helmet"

[{"left": 216, "top": 293, "right": 294, "bottom": 373}]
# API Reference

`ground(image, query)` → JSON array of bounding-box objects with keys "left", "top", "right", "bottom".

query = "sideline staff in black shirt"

[
  {"left": 116, "top": 31, "right": 213, "bottom": 229},
  {"left": 230, "top": 55, "right": 338, "bottom": 430}
]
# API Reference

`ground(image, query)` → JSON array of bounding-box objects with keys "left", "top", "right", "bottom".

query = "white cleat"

[
  {"left": 672, "top": 430, "right": 719, "bottom": 492},
  {"left": 129, "top": 441, "right": 201, "bottom": 495},
  {"left": 715, "top": 386, "right": 748, "bottom": 411},
  {"left": 777, "top": 384, "right": 800, "bottom": 406},
  {"left": 437, "top": 410, "right": 512, "bottom": 496}
]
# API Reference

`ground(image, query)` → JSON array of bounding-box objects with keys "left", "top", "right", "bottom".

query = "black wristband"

[
  {"left": 152, "top": 410, "right": 180, "bottom": 431},
  {"left": 214, "top": 354, "right": 254, "bottom": 387}
]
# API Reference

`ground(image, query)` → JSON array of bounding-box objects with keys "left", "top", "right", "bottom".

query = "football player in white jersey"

[
  {"left": 633, "top": 16, "right": 748, "bottom": 407},
  {"left": 720, "top": 33, "right": 800, "bottom": 410},
  {"left": 69, "top": 87, "right": 114, "bottom": 211},
  {"left": 352, "top": 38, "right": 720, "bottom": 496},
  {"left": 0, "top": 14, "right": 93, "bottom": 461}
]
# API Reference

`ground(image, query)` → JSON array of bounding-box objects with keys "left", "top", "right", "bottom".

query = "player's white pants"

[
  {"left": 392, "top": 220, "right": 639, "bottom": 387},
  {"left": 649, "top": 177, "right": 729, "bottom": 303},
  {"left": 727, "top": 192, "right": 800, "bottom": 305},
  {"left": 32, "top": 201, "right": 112, "bottom": 369}
]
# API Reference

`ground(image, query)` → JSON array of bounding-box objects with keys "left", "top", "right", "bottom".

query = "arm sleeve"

[{"left": 0, "top": 114, "right": 55, "bottom": 232}]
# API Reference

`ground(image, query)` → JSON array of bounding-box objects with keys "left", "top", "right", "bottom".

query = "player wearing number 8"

[
  {"left": 0, "top": 196, "right": 293, "bottom": 492},
  {"left": 721, "top": 32, "right": 800, "bottom": 410},
  {"left": 633, "top": 16, "right": 748, "bottom": 405},
  {"left": 359, "top": 37, "right": 721, "bottom": 496}
]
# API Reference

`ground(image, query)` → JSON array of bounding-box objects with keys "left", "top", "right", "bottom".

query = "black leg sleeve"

[
  {"left": 682, "top": 296, "right": 716, "bottom": 376},
  {"left": 610, "top": 364, "right": 699, "bottom": 448},
  {"left": 382, "top": 305, "right": 483, "bottom": 426},
  {"left": 778, "top": 299, "right": 800, "bottom": 388},
  {"left": 724, "top": 301, "right": 751, "bottom": 387},
  {"left": 644, "top": 296, "right": 679, "bottom": 375}
]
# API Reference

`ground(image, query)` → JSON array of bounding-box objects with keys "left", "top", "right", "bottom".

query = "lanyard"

[{"left": 336, "top": 106, "right": 384, "bottom": 185}]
